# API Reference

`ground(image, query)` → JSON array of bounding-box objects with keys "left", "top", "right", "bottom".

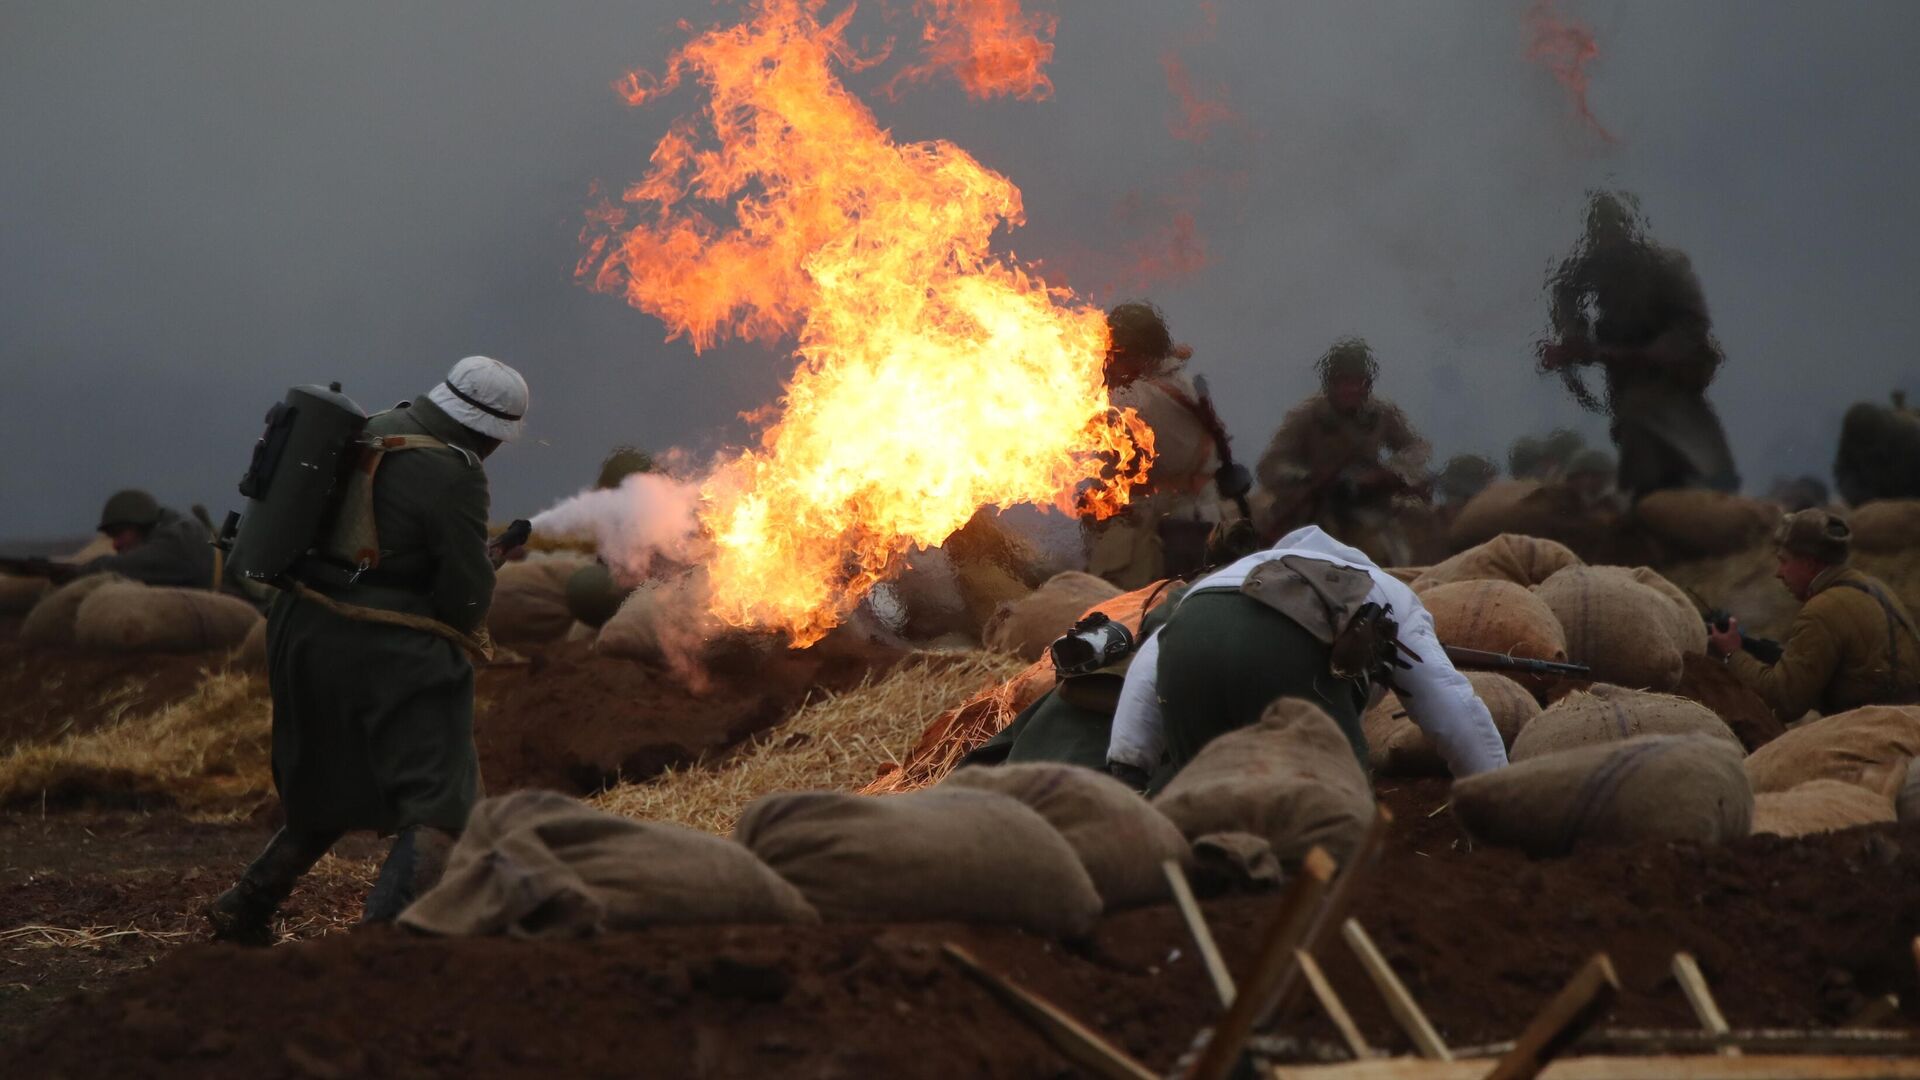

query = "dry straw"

[
  {"left": 594, "top": 650, "right": 1024, "bottom": 834},
  {"left": 0, "top": 671, "right": 273, "bottom": 818}
]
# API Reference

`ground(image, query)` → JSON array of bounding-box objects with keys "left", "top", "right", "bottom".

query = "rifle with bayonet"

[
  {"left": 1442, "top": 645, "right": 1590, "bottom": 680},
  {"left": 0, "top": 556, "right": 80, "bottom": 585}
]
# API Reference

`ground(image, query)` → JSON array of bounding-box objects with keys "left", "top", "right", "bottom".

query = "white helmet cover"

[{"left": 427, "top": 355, "right": 528, "bottom": 442}]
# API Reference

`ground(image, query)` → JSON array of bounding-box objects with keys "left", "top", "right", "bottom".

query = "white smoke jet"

[{"left": 529, "top": 471, "right": 707, "bottom": 583}]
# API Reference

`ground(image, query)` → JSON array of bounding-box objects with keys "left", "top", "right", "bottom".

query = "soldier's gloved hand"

[
  {"left": 1214, "top": 462, "right": 1252, "bottom": 499},
  {"left": 1106, "top": 760, "right": 1151, "bottom": 793}
]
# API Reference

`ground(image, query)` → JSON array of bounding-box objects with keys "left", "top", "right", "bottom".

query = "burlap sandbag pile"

[
  {"left": 71, "top": 583, "right": 261, "bottom": 654},
  {"left": 1446, "top": 480, "right": 1551, "bottom": 550},
  {"left": 981, "top": 571, "right": 1122, "bottom": 662},
  {"left": 1660, "top": 546, "right": 1803, "bottom": 643},
  {"left": 400, "top": 790, "right": 818, "bottom": 938},
  {"left": 1412, "top": 534, "right": 1580, "bottom": 593},
  {"left": 1451, "top": 734, "right": 1753, "bottom": 856},
  {"left": 1418, "top": 580, "right": 1569, "bottom": 696},
  {"left": 1632, "top": 489, "right": 1778, "bottom": 559},
  {"left": 1850, "top": 499, "right": 1920, "bottom": 555},
  {"left": 942, "top": 763, "right": 1191, "bottom": 910},
  {"left": 20, "top": 574, "right": 126, "bottom": 647},
  {"left": 228, "top": 618, "right": 269, "bottom": 673},
  {"left": 1744, "top": 705, "right": 1920, "bottom": 802},
  {"left": 488, "top": 554, "right": 593, "bottom": 645},
  {"left": 1750, "top": 779, "right": 1897, "bottom": 839},
  {"left": 1510, "top": 683, "right": 1741, "bottom": 762},
  {"left": 1362, "top": 672, "right": 1540, "bottom": 777},
  {"left": 1153, "top": 697, "right": 1376, "bottom": 868},
  {"left": 1531, "top": 565, "right": 1691, "bottom": 691},
  {"left": 1899, "top": 762, "right": 1920, "bottom": 822},
  {"left": 735, "top": 787, "right": 1103, "bottom": 936},
  {"left": 596, "top": 571, "right": 717, "bottom": 664}
]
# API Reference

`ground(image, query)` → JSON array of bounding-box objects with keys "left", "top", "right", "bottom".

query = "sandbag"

[
  {"left": 1660, "top": 547, "right": 1803, "bottom": 643},
  {"left": 488, "top": 555, "right": 592, "bottom": 645},
  {"left": 1847, "top": 499, "right": 1920, "bottom": 556},
  {"left": 1532, "top": 566, "right": 1686, "bottom": 691},
  {"left": 1364, "top": 672, "right": 1541, "bottom": 777},
  {"left": 0, "top": 573, "right": 49, "bottom": 616},
  {"left": 400, "top": 790, "right": 817, "bottom": 938},
  {"left": 981, "top": 571, "right": 1123, "bottom": 662},
  {"left": 1633, "top": 489, "right": 1777, "bottom": 559},
  {"left": 228, "top": 618, "right": 268, "bottom": 673},
  {"left": 1593, "top": 565, "right": 1708, "bottom": 655},
  {"left": 1750, "top": 779, "right": 1897, "bottom": 838},
  {"left": 1446, "top": 480, "right": 1547, "bottom": 550},
  {"left": 73, "top": 583, "right": 262, "bottom": 654},
  {"left": 1510, "top": 683, "right": 1741, "bottom": 761},
  {"left": 1898, "top": 759, "right": 1920, "bottom": 822},
  {"left": 1153, "top": 697, "right": 1376, "bottom": 868},
  {"left": 596, "top": 571, "right": 714, "bottom": 663},
  {"left": 1451, "top": 734, "right": 1753, "bottom": 856},
  {"left": 734, "top": 788, "right": 1102, "bottom": 937},
  {"left": 1418, "top": 579, "right": 1570, "bottom": 677},
  {"left": 1412, "top": 534, "right": 1581, "bottom": 593},
  {"left": 21, "top": 574, "right": 130, "bottom": 647},
  {"left": 943, "top": 763, "right": 1191, "bottom": 911},
  {"left": 1743, "top": 705, "right": 1920, "bottom": 801}
]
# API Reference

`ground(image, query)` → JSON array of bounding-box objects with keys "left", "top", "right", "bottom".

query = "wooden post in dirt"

[
  {"left": 1295, "top": 947, "right": 1374, "bottom": 1060},
  {"left": 1483, "top": 953, "right": 1620, "bottom": 1080},
  {"left": 1342, "top": 918, "right": 1452, "bottom": 1062},
  {"left": 1670, "top": 952, "right": 1736, "bottom": 1056},
  {"left": 1164, "top": 859, "right": 1237, "bottom": 1008},
  {"left": 942, "top": 943, "right": 1158, "bottom": 1080},
  {"left": 1262, "top": 805, "right": 1394, "bottom": 1027},
  {"left": 1185, "top": 847, "right": 1338, "bottom": 1080}
]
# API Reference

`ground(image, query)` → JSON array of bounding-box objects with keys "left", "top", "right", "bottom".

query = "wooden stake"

[
  {"left": 1484, "top": 953, "right": 1620, "bottom": 1080},
  {"left": 1670, "top": 952, "right": 1737, "bottom": 1056},
  {"left": 1342, "top": 918, "right": 1452, "bottom": 1062},
  {"left": 1264, "top": 805, "right": 1395, "bottom": 1026},
  {"left": 1185, "top": 847, "right": 1338, "bottom": 1080},
  {"left": 1296, "top": 947, "right": 1373, "bottom": 1060},
  {"left": 1164, "top": 858, "right": 1237, "bottom": 1008},
  {"left": 942, "top": 943, "right": 1157, "bottom": 1080}
]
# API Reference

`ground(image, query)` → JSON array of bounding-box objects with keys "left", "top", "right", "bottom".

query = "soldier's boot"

[
  {"left": 206, "top": 827, "right": 341, "bottom": 947},
  {"left": 360, "top": 825, "right": 457, "bottom": 925}
]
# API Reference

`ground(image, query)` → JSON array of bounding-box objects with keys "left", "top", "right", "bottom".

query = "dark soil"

[
  {"left": 473, "top": 631, "right": 908, "bottom": 795},
  {"left": 0, "top": 637, "right": 215, "bottom": 754},
  {"left": 7, "top": 782, "right": 1916, "bottom": 1076}
]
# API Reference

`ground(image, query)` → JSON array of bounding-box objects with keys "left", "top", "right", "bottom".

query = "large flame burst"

[{"left": 582, "top": 0, "right": 1150, "bottom": 646}]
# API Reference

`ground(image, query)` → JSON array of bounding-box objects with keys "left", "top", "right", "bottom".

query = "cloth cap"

[
  {"left": 1775, "top": 508, "right": 1850, "bottom": 564},
  {"left": 98, "top": 488, "right": 162, "bottom": 531},
  {"left": 427, "top": 356, "right": 528, "bottom": 442}
]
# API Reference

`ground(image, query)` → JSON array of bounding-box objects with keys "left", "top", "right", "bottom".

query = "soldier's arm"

[
  {"left": 1378, "top": 405, "right": 1432, "bottom": 481},
  {"left": 1255, "top": 405, "right": 1314, "bottom": 493},
  {"left": 426, "top": 457, "right": 497, "bottom": 636},
  {"left": 77, "top": 531, "right": 200, "bottom": 588},
  {"left": 1106, "top": 630, "right": 1167, "bottom": 775},
  {"left": 1725, "top": 602, "right": 1843, "bottom": 723}
]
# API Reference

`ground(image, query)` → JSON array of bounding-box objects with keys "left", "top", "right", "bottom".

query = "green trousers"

[{"left": 1149, "top": 588, "right": 1369, "bottom": 792}]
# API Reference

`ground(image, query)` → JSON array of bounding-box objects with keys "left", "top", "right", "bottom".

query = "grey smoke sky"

[{"left": 3, "top": 1, "right": 1916, "bottom": 539}]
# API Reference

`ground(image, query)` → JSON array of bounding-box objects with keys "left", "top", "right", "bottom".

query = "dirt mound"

[
  {"left": 8, "top": 797, "right": 1917, "bottom": 1077},
  {"left": 0, "top": 634, "right": 213, "bottom": 754},
  {"left": 474, "top": 637, "right": 903, "bottom": 795}
]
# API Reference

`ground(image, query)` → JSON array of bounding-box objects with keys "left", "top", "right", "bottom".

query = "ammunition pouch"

[{"left": 1240, "top": 555, "right": 1411, "bottom": 691}]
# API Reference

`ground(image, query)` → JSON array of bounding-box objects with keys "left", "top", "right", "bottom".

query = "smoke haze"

[
  {"left": 529, "top": 472, "right": 706, "bottom": 583},
  {"left": 4, "top": 2, "right": 1917, "bottom": 538}
]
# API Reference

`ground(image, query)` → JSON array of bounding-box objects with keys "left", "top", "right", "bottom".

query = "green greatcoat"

[{"left": 268, "top": 397, "right": 494, "bottom": 835}]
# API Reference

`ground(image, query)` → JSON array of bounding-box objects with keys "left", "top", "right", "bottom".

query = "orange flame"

[
  {"left": 1160, "top": 50, "right": 1237, "bottom": 144},
  {"left": 584, "top": 0, "right": 1149, "bottom": 646},
  {"left": 1525, "top": 0, "right": 1617, "bottom": 143},
  {"left": 886, "top": 0, "right": 1057, "bottom": 101}
]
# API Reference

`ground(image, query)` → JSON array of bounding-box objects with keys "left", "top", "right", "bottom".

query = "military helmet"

[
  {"left": 97, "top": 489, "right": 162, "bottom": 532},
  {"left": 426, "top": 355, "right": 529, "bottom": 443},
  {"left": 1106, "top": 301, "right": 1174, "bottom": 366},
  {"left": 1315, "top": 337, "right": 1378, "bottom": 389},
  {"left": 596, "top": 446, "right": 655, "bottom": 490},
  {"left": 1583, "top": 189, "right": 1645, "bottom": 249},
  {"left": 1507, "top": 435, "right": 1545, "bottom": 479},
  {"left": 1775, "top": 508, "right": 1851, "bottom": 565},
  {"left": 1437, "top": 454, "right": 1498, "bottom": 503},
  {"left": 1540, "top": 428, "right": 1586, "bottom": 467}
]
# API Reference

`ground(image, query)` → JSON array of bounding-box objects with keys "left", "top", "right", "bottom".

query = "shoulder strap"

[{"left": 1826, "top": 580, "right": 1918, "bottom": 697}]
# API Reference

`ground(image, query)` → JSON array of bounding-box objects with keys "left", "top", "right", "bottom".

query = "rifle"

[
  {"left": 1187, "top": 375, "right": 1254, "bottom": 523},
  {"left": 1443, "top": 645, "right": 1590, "bottom": 680},
  {"left": 1704, "top": 609, "right": 1784, "bottom": 664},
  {"left": 0, "top": 556, "right": 80, "bottom": 584}
]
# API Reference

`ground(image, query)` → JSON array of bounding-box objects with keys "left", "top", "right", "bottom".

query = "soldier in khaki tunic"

[
  {"left": 1255, "top": 338, "right": 1430, "bottom": 566},
  {"left": 207, "top": 356, "right": 529, "bottom": 944},
  {"left": 1709, "top": 509, "right": 1920, "bottom": 723}
]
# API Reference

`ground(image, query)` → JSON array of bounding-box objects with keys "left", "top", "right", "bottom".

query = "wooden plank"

[
  {"left": 1484, "top": 954, "right": 1620, "bottom": 1080},
  {"left": 1271, "top": 1054, "right": 1920, "bottom": 1079},
  {"left": 1186, "top": 847, "right": 1339, "bottom": 1080},
  {"left": 1164, "top": 858, "right": 1237, "bottom": 1007},
  {"left": 1455, "top": 1028, "right": 1920, "bottom": 1058},
  {"left": 1264, "top": 805, "right": 1395, "bottom": 1026},
  {"left": 1671, "top": 952, "right": 1737, "bottom": 1056},
  {"left": 1296, "top": 947, "right": 1373, "bottom": 1060},
  {"left": 1343, "top": 918, "right": 1453, "bottom": 1062},
  {"left": 942, "top": 943, "right": 1157, "bottom": 1080}
]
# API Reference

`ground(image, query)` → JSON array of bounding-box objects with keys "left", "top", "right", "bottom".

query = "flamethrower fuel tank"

[{"left": 224, "top": 384, "right": 368, "bottom": 585}]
